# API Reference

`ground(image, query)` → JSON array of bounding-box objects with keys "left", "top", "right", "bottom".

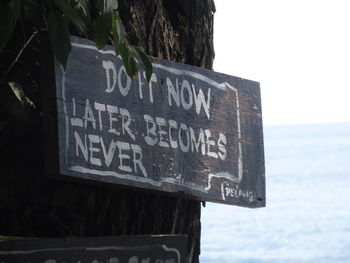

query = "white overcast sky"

[{"left": 213, "top": 0, "right": 350, "bottom": 126}]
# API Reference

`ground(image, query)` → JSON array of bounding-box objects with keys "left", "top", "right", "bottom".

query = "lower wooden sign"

[{"left": 0, "top": 235, "right": 187, "bottom": 263}]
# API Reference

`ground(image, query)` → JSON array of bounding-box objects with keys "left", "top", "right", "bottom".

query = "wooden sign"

[
  {"left": 0, "top": 235, "right": 187, "bottom": 263},
  {"left": 43, "top": 36, "right": 265, "bottom": 207}
]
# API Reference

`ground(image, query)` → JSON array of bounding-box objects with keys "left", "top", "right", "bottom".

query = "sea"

[{"left": 200, "top": 122, "right": 350, "bottom": 263}]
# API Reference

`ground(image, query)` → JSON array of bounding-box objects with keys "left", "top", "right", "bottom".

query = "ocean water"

[{"left": 201, "top": 122, "right": 350, "bottom": 263}]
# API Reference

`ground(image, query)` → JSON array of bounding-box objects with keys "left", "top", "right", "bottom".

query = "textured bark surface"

[
  {"left": 0, "top": 1, "right": 215, "bottom": 262},
  {"left": 119, "top": 0, "right": 215, "bottom": 69}
]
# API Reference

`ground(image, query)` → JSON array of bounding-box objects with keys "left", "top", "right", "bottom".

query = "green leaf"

[
  {"left": 98, "top": 0, "right": 118, "bottom": 13},
  {"left": 119, "top": 43, "right": 130, "bottom": 71},
  {"left": 93, "top": 12, "right": 112, "bottom": 49},
  {"left": 0, "top": 0, "right": 21, "bottom": 52},
  {"left": 119, "top": 43, "right": 137, "bottom": 77},
  {"left": 111, "top": 14, "right": 119, "bottom": 46},
  {"left": 97, "top": 0, "right": 103, "bottom": 13},
  {"left": 112, "top": 12, "right": 125, "bottom": 46},
  {"left": 73, "top": 0, "right": 90, "bottom": 17},
  {"left": 129, "top": 56, "right": 137, "bottom": 77},
  {"left": 106, "top": 0, "right": 118, "bottom": 13},
  {"left": 133, "top": 46, "right": 153, "bottom": 82},
  {"left": 8, "top": 81, "right": 36, "bottom": 108},
  {"left": 53, "top": 0, "right": 87, "bottom": 35},
  {"left": 47, "top": 8, "right": 71, "bottom": 69}
]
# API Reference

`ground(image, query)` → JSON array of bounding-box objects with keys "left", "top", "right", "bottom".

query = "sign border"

[{"left": 59, "top": 39, "right": 244, "bottom": 196}]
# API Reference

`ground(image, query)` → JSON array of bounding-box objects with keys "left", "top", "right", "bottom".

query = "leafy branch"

[
  {"left": 0, "top": 0, "right": 153, "bottom": 80},
  {"left": 93, "top": 0, "right": 153, "bottom": 80}
]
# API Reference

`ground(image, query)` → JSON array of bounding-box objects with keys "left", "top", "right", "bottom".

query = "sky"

[{"left": 213, "top": 0, "right": 350, "bottom": 126}]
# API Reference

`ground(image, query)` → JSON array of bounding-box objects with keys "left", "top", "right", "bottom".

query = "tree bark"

[{"left": 0, "top": 1, "right": 215, "bottom": 262}]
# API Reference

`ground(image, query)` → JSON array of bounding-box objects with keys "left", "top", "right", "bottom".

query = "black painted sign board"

[
  {"left": 43, "top": 36, "right": 265, "bottom": 208},
  {"left": 0, "top": 235, "right": 187, "bottom": 263}
]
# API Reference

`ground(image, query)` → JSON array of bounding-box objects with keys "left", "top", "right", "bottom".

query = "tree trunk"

[{"left": 0, "top": 1, "right": 215, "bottom": 262}]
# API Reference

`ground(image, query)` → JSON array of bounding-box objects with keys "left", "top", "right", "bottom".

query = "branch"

[
  {"left": 148, "top": 8, "right": 159, "bottom": 55},
  {"left": 1, "top": 30, "right": 40, "bottom": 83}
]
